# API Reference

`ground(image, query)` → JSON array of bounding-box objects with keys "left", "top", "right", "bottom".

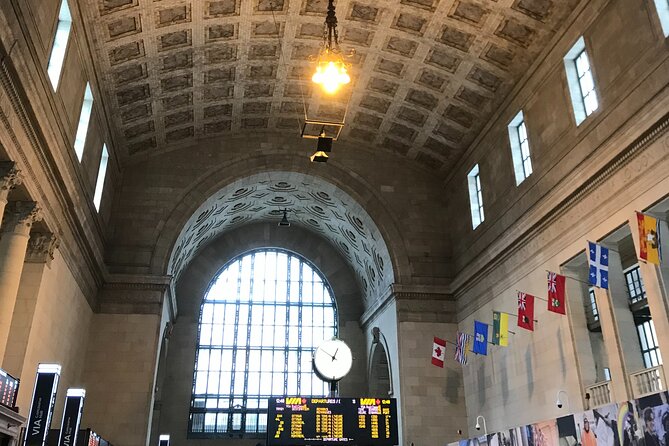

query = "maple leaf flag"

[
  {"left": 517, "top": 291, "right": 535, "bottom": 331},
  {"left": 547, "top": 271, "right": 566, "bottom": 315},
  {"left": 432, "top": 337, "right": 446, "bottom": 368}
]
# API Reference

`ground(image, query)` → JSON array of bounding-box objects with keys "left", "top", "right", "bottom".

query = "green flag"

[{"left": 492, "top": 311, "right": 509, "bottom": 346}]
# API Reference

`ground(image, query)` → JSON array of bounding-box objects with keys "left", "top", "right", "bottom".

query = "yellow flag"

[
  {"left": 492, "top": 311, "right": 508, "bottom": 347},
  {"left": 637, "top": 212, "right": 660, "bottom": 265}
]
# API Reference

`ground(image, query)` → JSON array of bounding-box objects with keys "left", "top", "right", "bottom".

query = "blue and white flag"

[
  {"left": 588, "top": 241, "right": 609, "bottom": 289},
  {"left": 472, "top": 321, "right": 488, "bottom": 356}
]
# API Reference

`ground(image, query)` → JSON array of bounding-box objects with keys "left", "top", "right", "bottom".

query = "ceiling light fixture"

[
  {"left": 278, "top": 209, "right": 291, "bottom": 227},
  {"left": 312, "top": 0, "right": 350, "bottom": 94},
  {"left": 310, "top": 128, "right": 333, "bottom": 163}
]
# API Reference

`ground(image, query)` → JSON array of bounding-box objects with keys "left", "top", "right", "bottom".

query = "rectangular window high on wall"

[
  {"left": 467, "top": 164, "right": 484, "bottom": 229},
  {"left": 47, "top": 0, "right": 72, "bottom": 89},
  {"left": 93, "top": 145, "right": 108, "bottom": 211},
  {"left": 74, "top": 83, "right": 93, "bottom": 161},
  {"left": 507, "top": 111, "right": 532, "bottom": 185},
  {"left": 653, "top": 0, "right": 669, "bottom": 37},
  {"left": 564, "top": 37, "right": 598, "bottom": 126}
]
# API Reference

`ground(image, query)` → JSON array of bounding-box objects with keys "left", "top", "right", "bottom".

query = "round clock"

[{"left": 313, "top": 338, "right": 353, "bottom": 382}]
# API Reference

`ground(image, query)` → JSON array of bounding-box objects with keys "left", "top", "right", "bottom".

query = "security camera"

[
  {"left": 556, "top": 400, "right": 563, "bottom": 409},
  {"left": 475, "top": 421, "right": 481, "bottom": 431}
]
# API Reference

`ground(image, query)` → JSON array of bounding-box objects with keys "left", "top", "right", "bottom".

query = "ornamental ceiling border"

[{"left": 168, "top": 171, "right": 395, "bottom": 304}]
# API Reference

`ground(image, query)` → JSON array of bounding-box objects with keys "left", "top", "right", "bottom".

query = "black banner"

[
  {"left": 24, "top": 367, "right": 60, "bottom": 446},
  {"left": 57, "top": 391, "right": 85, "bottom": 446}
]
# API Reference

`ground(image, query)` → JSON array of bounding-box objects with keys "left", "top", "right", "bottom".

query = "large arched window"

[{"left": 189, "top": 249, "right": 337, "bottom": 437}]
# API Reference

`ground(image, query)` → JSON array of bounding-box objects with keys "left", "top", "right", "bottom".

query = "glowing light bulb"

[{"left": 312, "top": 57, "right": 350, "bottom": 94}]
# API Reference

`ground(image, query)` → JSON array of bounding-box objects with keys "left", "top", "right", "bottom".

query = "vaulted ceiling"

[{"left": 80, "top": 0, "right": 580, "bottom": 172}]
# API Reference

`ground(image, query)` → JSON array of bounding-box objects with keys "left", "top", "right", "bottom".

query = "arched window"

[{"left": 189, "top": 249, "right": 337, "bottom": 437}]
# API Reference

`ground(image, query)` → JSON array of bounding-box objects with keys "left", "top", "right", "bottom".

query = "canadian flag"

[{"left": 432, "top": 337, "right": 446, "bottom": 368}]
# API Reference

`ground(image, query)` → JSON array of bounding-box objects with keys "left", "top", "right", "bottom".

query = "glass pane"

[
  {"left": 221, "top": 349, "right": 233, "bottom": 371},
  {"left": 209, "top": 350, "right": 221, "bottom": 371},
  {"left": 248, "top": 350, "right": 261, "bottom": 371},
  {"left": 232, "top": 413, "right": 242, "bottom": 431},
  {"left": 191, "top": 250, "right": 337, "bottom": 436},
  {"left": 576, "top": 52, "right": 589, "bottom": 76},
  {"left": 246, "top": 413, "right": 258, "bottom": 433},
  {"left": 584, "top": 92, "right": 598, "bottom": 115},
  {"left": 638, "top": 325, "right": 649, "bottom": 350},
  {"left": 197, "top": 350, "right": 210, "bottom": 371},
  {"left": 217, "top": 413, "right": 228, "bottom": 432},
  {"left": 204, "top": 413, "right": 217, "bottom": 433},
  {"left": 258, "top": 413, "right": 268, "bottom": 432}
]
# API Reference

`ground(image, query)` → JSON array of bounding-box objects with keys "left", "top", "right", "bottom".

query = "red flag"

[
  {"left": 547, "top": 272, "right": 566, "bottom": 315},
  {"left": 517, "top": 292, "right": 535, "bottom": 331},
  {"left": 432, "top": 337, "right": 446, "bottom": 368}
]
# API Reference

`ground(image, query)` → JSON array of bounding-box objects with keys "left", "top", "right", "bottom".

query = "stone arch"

[
  {"left": 149, "top": 153, "right": 410, "bottom": 305},
  {"left": 368, "top": 328, "right": 393, "bottom": 396}
]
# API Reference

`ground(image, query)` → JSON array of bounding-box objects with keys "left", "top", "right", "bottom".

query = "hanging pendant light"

[
  {"left": 312, "top": 0, "right": 350, "bottom": 94},
  {"left": 278, "top": 209, "right": 291, "bottom": 227}
]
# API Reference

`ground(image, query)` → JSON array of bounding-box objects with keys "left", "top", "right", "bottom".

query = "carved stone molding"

[
  {"left": 25, "top": 232, "right": 59, "bottom": 265},
  {"left": 98, "top": 274, "right": 172, "bottom": 315},
  {"left": 1, "top": 201, "right": 42, "bottom": 235},
  {"left": 0, "top": 161, "right": 22, "bottom": 200}
]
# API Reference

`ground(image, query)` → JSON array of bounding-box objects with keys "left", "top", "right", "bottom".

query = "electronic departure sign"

[
  {"left": 267, "top": 397, "right": 398, "bottom": 446},
  {"left": 0, "top": 367, "right": 19, "bottom": 408}
]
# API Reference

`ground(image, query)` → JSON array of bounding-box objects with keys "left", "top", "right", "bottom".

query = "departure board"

[
  {"left": 0, "top": 367, "right": 19, "bottom": 408},
  {"left": 268, "top": 397, "right": 398, "bottom": 446}
]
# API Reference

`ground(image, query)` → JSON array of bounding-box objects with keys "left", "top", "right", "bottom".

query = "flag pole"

[
  {"left": 504, "top": 312, "right": 539, "bottom": 323},
  {"left": 516, "top": 290, "right": 549, "bottom": 303},
  {"left": 545, "top": 270, "right": 592, "bottom": 287}
]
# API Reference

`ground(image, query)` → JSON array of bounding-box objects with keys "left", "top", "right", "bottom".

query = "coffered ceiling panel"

[{"left": 79, "top": 0, "right": 581, "bottom": 172}]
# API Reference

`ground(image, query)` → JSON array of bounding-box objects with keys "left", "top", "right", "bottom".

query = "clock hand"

[
  {"left": 331, "top": 348, "right": 339, "bottom": 361},
  {"left": 321, "top": 349, "right": 336, "bottom": 360}
]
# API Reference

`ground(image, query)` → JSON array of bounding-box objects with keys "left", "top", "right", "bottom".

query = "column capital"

[
  {"left": 0, "top": 161, "right": 22, "bottom": 198},
  {"left": 2, "top": 201, "right": 42, "bottom": 235},
  {"left": 25, "top": 232, "right": 59, "bottom": 265}
]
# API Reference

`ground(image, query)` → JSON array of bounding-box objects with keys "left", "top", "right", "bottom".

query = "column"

[
  {"left": 2, "top": 232, "right": 58, "bottom": 375},
  {"left": 0, "top": 201, "right": 41, "bottom": 361},
  {"left": 0, "top": 161, "right": 22, "bottom": 222},
  {"left": 629, "top": 212, "right": 669, "bottom": 385},
  {"left": 592, "top": 246, "right": 643, "bottom": 402}
]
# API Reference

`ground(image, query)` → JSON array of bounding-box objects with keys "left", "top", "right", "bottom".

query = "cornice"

[{"left": 360, "top": 283, "right": 454, "bottom": 327}]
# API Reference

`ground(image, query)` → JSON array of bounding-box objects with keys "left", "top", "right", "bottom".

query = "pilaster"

[{"left": 3, "top": 232, "right": 58, "bottom": 376}]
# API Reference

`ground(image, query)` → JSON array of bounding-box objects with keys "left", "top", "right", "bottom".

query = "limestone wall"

[
  {"left": 1, "top": 251, "right": 92, "bottom": 429},
  {"left": 82, "top": 313, "right": 162, "bottom": 446},
  {"left": 442, "top": 0, "right": 669, "bottom": 435}
]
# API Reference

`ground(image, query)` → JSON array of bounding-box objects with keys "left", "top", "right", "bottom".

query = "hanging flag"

[
  {"left": 454, "top": 332, "right": 471, "bottom": 365},
  {"left": 636, "top": 212, "right": 661, "bottom": 265},
  {"left": 517, "top": 292, "right": 535, "bottom": 331},
  {"left": 588, "top": 241, "right": 609, "bottom": 289},
  {"left": 472, "top": 321, "right": 488, "bottom": 355},
  {"left": 492, "top": 311, "right": 509, "bottom": 346},
  {"left": 431, "top": 336, "right": 446, "bottom": 368},
  {"left": 547, "top": 271, "right": 566, "bottom": 315}
]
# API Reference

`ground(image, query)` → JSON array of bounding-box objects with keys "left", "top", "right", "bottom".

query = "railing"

[
  {"left": 630, "top": 365, "right": 665, "bottom": 398},
  {"left": 585, "top": 381, "right": 612, "bottom": 407}
]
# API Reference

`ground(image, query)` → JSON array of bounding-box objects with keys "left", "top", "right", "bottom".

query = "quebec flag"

[{"left": 588, "top": 241, "right": 609, "bottom": 289}]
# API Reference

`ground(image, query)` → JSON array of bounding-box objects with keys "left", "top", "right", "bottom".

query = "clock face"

[{"left": 313, "top": 338, "right": 353, "bottom": 382}]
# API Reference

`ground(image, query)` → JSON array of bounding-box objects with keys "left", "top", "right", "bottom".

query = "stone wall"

[
  {"left": 82, "top": 313, "right": 162, "bottom": 446},
  {"left": 442, "top": 0, "right": 669, "bottom": 435}
]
